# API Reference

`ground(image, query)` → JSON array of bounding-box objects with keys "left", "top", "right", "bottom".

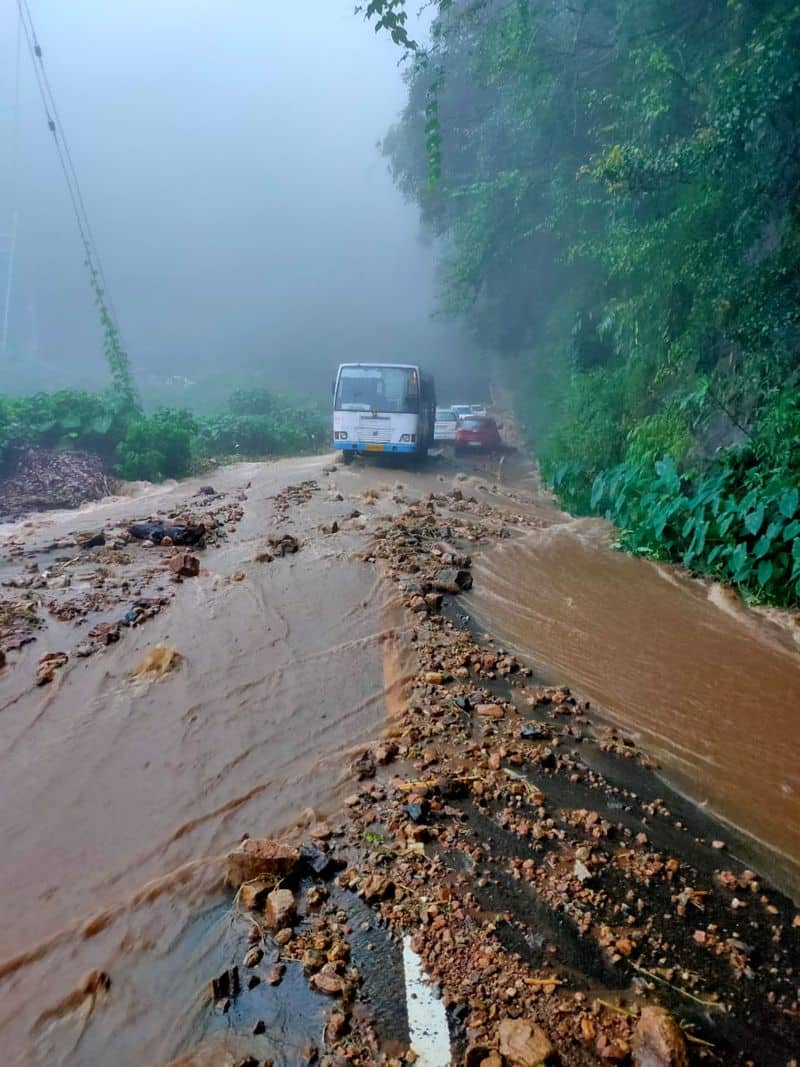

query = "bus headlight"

[
  {"left": 334, "top": 431, "right": 348, "bottom": 440},
  {"left": 400, "top": 434, "right": 416, "bottom": 443}
]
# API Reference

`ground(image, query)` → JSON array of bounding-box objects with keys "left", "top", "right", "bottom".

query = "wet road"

[{"left": 0, "top": 447, "right": 798, "bottom": 1064}]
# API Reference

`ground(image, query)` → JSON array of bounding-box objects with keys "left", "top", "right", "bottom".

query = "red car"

[{"left": 454, "top": 416, "right": 502, "bottom": 453}]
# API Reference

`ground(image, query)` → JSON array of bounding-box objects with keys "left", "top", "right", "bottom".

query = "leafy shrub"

[
  {"left": 0, "top": 385, "right": 327, "bottom": 486},
  {"left": 749, "top": 391, "right": 800, "bottom": 478},
  {"left": 625, "top": 412, "right": 691, "bottom": 467},
  {"left": 228, "top": 387, "right": 275, "bottom": 416},
  {"left": 114, "top": 409, "right": 197, "bottom": 481},
  {"left": 539, "top": 368, "right": 628, "bottom": 511},
  {"left": 2, "top": 390, "right": 120, "bottom": 458},
  {"left": 588, "top": 455, "right": 800, "bottom": 605},
  {"left": 194, "top": 405, "right": 326, "bottom": 458}
]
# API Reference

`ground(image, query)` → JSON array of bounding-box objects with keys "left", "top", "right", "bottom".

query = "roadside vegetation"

[
  {"left": 0, "top": 386, "right": 327, "bottom": 483},
  {"left": 377, "top": 0, "right": 800, "bottom": 605}
]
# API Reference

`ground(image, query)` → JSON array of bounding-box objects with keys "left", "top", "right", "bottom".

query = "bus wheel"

[{"left": 342, "top": 451, "right": 354, "bottom": 466}]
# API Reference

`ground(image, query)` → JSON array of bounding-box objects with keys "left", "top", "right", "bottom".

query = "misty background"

[{"left": 0, "top": 0, "right": 481, "bottom": 407}]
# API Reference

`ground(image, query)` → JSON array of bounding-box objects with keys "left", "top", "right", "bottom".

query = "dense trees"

[{"left": 380, "top": 0, "right": 800, "bottom": 603}]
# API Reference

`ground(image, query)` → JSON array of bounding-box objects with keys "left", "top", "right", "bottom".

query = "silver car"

[{"left": 434, "top": 407, "right": 459, "bottom": 441}]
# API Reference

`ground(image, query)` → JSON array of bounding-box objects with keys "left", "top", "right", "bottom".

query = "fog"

[{"left": 0, "top": 0, "right": 479, "bottom": 405}]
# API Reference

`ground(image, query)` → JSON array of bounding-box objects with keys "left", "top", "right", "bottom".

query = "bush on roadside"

[
  {"left": 114, "top": 409, "right": 197, "bottom": 481},
  {"left": 587, "top": 454, "right": 800, "bottom": 606}
]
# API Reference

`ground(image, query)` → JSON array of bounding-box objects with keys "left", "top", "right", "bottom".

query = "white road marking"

[{"left": 402, "top": 935, "right": 451, "bottom": 1067}]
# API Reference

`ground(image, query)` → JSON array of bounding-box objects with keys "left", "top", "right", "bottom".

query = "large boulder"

[{"left": 225, "top": 838, "right": 299, "bottom": 888}]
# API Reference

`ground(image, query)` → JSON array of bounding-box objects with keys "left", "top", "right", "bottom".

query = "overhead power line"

[
  {"left": 16, "top": 0, "right": 125, "bottom": 347},
  {"left": 1, "top": 10, "right": 22, "bottom": 354}
]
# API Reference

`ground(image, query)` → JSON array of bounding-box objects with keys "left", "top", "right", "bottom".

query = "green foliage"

[
  {"left": 587, "top": 454, "right": 800, "bottom": 606},
  {"left": 385, "top": 0, "right": 800, "bottom": 606},
  {"left": 227, "top": 387, "right": 275, "bottom": 416},
  {"left": 0, "top": 390, "right": 123, "bottom": 464},
  {"left": 625, "top": 413, "right": 691, "bottom": 468},
  {"left": 114, "top": 409, "right": 197, "bottom": 482},
  {"left": 0, "top": 383, "right": 327, "bottom": 483},
  {"left": 88, "top": 266, "right": 140, "bottom": 415}
]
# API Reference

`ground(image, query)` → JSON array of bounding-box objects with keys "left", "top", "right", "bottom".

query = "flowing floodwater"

[
  {"left": 0, "top": 458, "right": 414, "bottom": 1065},
  {"left": 1, "top": 449, "right": 799, "bottom": 1064},
  {"left": 464, "top": 462, "right": 800, "bottom": 897}
]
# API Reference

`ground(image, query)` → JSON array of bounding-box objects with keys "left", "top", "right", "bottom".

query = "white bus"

[{"left": 332, "top": 363, "right": 436, "bottom": 464}]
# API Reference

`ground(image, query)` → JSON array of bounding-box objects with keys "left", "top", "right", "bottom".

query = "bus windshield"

[{"left": 335, "top": 366, "right": 419, "bottom": 414}]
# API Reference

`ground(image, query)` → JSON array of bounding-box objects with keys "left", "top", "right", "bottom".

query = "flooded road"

[
  {"left": 1, "top": 447, "right": 799, "bottom": 1064},
  {"left": 464, "top": 457, "right": 800, "bottom": 897},
  {"left": 0, "top": 456, "right": 414, "bottom": 1065}
]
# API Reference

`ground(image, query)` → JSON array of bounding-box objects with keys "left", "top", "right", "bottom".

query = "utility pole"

[{"left": 1, "top": 213, "right": 18, "bottom": 355}]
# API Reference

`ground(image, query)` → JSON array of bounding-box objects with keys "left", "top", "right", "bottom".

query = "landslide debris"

[
  {"left": 206, "top": 483, "right": 800, "bottom": 1067},
  {"left": 0, "top": 446, "right": 111, "bottom": 520},
  {"left": 0, "top": 484, "right": 246, "bottom": 671}
]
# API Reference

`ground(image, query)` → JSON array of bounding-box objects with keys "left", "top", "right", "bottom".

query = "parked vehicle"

[
  {"left": 450, "top": 404, "right": 473, "bottom": 418},
  {"left": 469, "top": 404, "right": 488, "bottom": 417},
  {"left": 332, "top": 363, "right": 436, "bottom": 463},
  {"left": 454, "top": 415, "right": 502, "bottom": 453},
  {"left": 434, "top": 407, "right": 459, "bottom": 441}
]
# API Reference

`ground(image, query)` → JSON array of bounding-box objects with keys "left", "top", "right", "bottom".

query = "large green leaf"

[
  {"left": 590, "top": 473, "right": 606, "bottom": 509},
  {"left": 779, "top": 487, "right": 799, "bottom": 519},
  {"left": 743, "top": 504, "right": 765, "bottom": 536},
  {"left": 752, "top": 534, "right": 772, "bottom": 559},
  {"left": 757, "top": 559, "right": 774, "bottom": 587}
]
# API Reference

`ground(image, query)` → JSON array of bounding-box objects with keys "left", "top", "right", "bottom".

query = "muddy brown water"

[
  {"left": 463, "top": 454, "right": 800, "bottom": 897},
  {"left": 0, "top": 449, "right": 799, "bottom": 1064}
]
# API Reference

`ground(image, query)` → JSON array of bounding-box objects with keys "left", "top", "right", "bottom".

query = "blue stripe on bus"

[{"left": 333, "top": 441, "right": 417, "bottom": 454}]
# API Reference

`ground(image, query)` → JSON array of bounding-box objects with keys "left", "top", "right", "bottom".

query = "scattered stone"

[
  {"left": 497, "top": 1018, "right": 554, "bottom": 1065},
  {"left": 325, "top": 1011, "right": 349, "bottom": 1044},
  {"left": 375, "top": 740, "right": 399, "bottom": 765},
  {"left": 433, "top": 568, "right": 473, "bottom": 593},
  {"left": 311, "top": 970, "right": 345, "bottom": 997},
  {"left": 266, "top": 888, "right": 296, "bottom": 931},
  {"left": 632, "top": 1006, "right": 689, "bottom": 1067},
  {"left": 361, "top": 873, "right": 395, "bottom": 903},
  {"left": 243, "top": 946, "right": 263, "bottom": 968},
  {"left": 268, "top": 533, "right": 300, "bottom": 556},
  {"left": 300, "top": 843, "right": 338, "bottom": 878},
  {"left": 168, "top": 553, "right": 200, "bottom": 578},
  {"left": 239, "top": 878, "right": 273, "bottom": 910},
  {"left": 211, "top": 966, "right": 240, "bottom": 1003},
  {"left": 352, "top": 750, "right": 377, "bottom": 781},
  {"left": 574, "top": 859, "right": 592, "bottom": 884},
  {"left": 475, "top": 703, "right": 505, "bottom": 719},
  {"left": 36, "top": 650, "right": 68, "bottom": 685}
]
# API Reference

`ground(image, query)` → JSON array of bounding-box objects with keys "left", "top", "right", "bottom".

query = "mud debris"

[
  {"left": 36, "top": 650, "right": 68, "bottom": 685},
  {"left": 212, "top": 486, "right": 800, "bottom": 1067},
  {"left": 132, "top": 644, "right": 182, "bottom": 681},
  {"left": 0, "top": 446, "right": 111, "bottom": 520}
]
